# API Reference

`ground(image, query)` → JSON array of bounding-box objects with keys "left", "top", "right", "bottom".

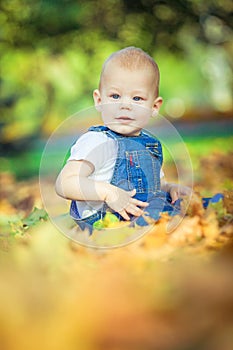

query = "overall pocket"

[{"left": 125, "top": 149, "right": 161, "bottom": 193}]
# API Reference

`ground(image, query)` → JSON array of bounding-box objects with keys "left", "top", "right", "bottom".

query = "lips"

[{"left": 115, "top": 116, "right": 134, "bottom": 124}]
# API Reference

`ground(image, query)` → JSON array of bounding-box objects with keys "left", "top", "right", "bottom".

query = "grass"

[{"left": 1, "top": 135, "right": 232, "bottom": 180}]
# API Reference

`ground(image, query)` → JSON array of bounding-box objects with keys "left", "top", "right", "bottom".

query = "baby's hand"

[
  {"left": 169, "top": 184, "right": 192, "bottom": 204},
  {"left": 105, "top": 187, "right": 149, "bottom": 221}
]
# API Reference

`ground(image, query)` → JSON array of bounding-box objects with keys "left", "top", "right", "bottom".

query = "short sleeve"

[
  {"left": 68, "top": 131, "right": 117, "bottom": 171},
  {"left": 160, "top": 168, "right": 164, "bottom": 178}
]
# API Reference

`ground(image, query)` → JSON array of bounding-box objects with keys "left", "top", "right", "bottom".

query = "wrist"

[
  {"left": 163, "top": 182, "right": 176, "bottom": 193},
  {"left": 96, "top": 182, "right": 114, "bottom": 202}
]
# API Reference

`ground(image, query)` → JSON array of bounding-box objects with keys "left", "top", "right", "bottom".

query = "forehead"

[{"left": 101, "top": 61, "right": 156, "bottom": 89}]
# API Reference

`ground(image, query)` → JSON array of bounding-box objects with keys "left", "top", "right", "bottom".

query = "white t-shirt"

[{"left": 68, "top": 131, "right": 164, "bottom": 218}]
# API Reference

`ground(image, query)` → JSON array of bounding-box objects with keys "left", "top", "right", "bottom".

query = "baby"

[{"left": 55, "top": 47, "right": 191, "bottom": 231}]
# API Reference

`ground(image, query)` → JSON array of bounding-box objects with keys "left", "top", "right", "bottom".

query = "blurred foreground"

[
  {"left": 0, "top": 148, "right": 233, "bottom": 349},
  {"left": 0, "top": 221, "right": 233, "bottom": 350}
]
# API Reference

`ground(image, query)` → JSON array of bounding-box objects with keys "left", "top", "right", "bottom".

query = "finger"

[
  {"left": 129, "top": 206, "right": 144, "bottom": 217},
  {"left": 129, "top": 189, "right": 137, "bottom": 197},
  {"left": 171, "top": 192, "right": 179, "bottom": 204},
  {"left": 125, "top": 203, "right": 143, "bottom": 216},
  {"left": 130, "top": 198, "right": 149, "bottom": 207},
  {"left": 119, "top": 210, "right": 130, "bottom": 221}
]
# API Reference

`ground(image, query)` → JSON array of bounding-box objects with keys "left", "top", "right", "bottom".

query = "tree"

[{"left": 0, "top": 0, "right": 232, "bottom": 149}]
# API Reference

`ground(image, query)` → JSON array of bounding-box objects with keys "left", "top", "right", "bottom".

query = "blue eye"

[
  {"left": 133, "top": 96, "right": 142, "bottom": 101},
  {"left": 111, "top": 94, "right": 120, "bottom": 99}
]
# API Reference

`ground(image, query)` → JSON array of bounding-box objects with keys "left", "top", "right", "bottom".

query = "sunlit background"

[
  {"left": 0, "top": 2, "right": 233, "bottom": 350},
  {"left": 0, "top": 0, "right": 232, "bottom": 159}
]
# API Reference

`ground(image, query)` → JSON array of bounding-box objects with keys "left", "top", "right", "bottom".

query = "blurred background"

[
  {"left": 0, "top": 3, "right": 233, "bottom": 350},
  {"left": 0, "top": 0, "right": 232, "bottom": 182}
]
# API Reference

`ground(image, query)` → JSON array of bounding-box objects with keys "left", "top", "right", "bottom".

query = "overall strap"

[
  {"left": 140, "top": 130, "right": 163, "bottom": 166},
  {"left": 89, "top": 126, "right": 162, "bottom": 143},
  {"left": 88, "top": 125, "right": 121, "bottom": 140},
  {"left": 88, "top": 125, "right": 163, "bottom": 165}
]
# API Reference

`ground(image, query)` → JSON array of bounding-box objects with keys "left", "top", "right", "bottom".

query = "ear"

[
  {"left": 152, "top": 97, "right": 163, "bottom": 117},
  {"left": 93, "top": 89, "right": 102, "bottom": 112}
]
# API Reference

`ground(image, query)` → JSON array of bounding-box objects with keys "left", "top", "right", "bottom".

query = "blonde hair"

[{"left": 99, "top": 47, "right": 160, "bottom": 96}]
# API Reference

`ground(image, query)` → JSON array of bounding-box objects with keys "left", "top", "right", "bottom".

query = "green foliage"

[
  {"left": 0, "top": 0, "right": 232, "bottom": 147},
  {"left": 9, "top": 207, "right": 48, "bottom": 235},
  {"left": 93, "top": 212, "right": 120, "bottom": 230},
  {"left": 208, "top": 200, "right": 226, "bottom": 219},
  {"left": 1, "top": 134, "right": 232, "bottom": 179}
]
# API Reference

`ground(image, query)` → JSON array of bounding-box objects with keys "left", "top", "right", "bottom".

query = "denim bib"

[{"left": 70, "top": 126, "right": 180, "bottom": 231}]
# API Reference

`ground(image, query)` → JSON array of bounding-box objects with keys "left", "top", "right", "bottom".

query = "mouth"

[{"left": 115, "top": 116, "right": 134, "bottom": 124}]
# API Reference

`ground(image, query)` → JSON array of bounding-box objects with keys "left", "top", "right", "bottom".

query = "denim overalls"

[{"left": 70, "top": 126, "right": 180, "bottom": 232}]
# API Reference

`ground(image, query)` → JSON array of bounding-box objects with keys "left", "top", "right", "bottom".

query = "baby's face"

[{"left": 93, "top": 63, "right": 162, "bottom": 136}]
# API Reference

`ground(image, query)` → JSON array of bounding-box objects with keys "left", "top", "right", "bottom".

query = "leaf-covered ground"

[{"left": 0, "top": 151, "right": 233, "bottom": 350}]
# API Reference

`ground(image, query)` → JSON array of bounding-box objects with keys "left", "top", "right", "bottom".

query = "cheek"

[
  {"left": 132, "top": 105, "right": 152, "bottom": 120},
  {"left": 101, "top": 103, "right": 119, "bottom": 124},
  {"left": 101, "top": 103, "right": 119, "bottom": 119}
]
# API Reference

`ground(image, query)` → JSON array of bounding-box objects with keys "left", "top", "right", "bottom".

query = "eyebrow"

[
  {"left": 131, "top": 89, "right": 147, "bottom": 94},
  {"left": 107, "top": 86, "right": 147, "bottom": 93},
  {"left": 107, "top": 85, "right": 121, "bottom": 91}
]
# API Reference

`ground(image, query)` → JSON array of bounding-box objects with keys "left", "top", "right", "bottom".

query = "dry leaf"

[
  {"left": 168, "top": 216, "right": 202, "bottom": 246},
  {"left": 202, "top": 210, "right": 219, "bottom": 244},
  {"left": 223, "top": 190, "right": 233, "bottom": 214}
]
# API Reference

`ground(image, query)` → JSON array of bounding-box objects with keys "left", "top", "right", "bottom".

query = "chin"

[{"left": 109, "top": 124, "right": 141, "bottom": 136}]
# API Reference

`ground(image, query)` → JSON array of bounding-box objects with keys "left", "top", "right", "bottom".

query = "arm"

[
  {"left": 55, "top": 160, "right": 148, "bottom": 220},
  {"left": 161, "top": 178, "right": 192, "bottom": 204}
]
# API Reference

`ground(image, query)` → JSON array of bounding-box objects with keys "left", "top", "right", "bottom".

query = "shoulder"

[
  {"left": 141, "top": 129, "right": 160, "bottom": 141},
  {"left": 78, "top": 130, "right": 110, "bottom": 142},
  {"left": 68, "top": 131, "right": 117, "bottom": 166},
  {"left": 141, "top": 130, "right": 162, "bottom": 146},
  {"left": 72, "top": 131, "right": 116, "bottom": 148}
]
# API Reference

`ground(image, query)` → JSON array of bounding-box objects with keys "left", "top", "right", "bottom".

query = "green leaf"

[
  {"left": 9, "top": 208, "right": 48, "bottom": 236},
  {"left": 208, "top": 200, "right": 226, "bottom": 220},
  {"left": 22, "top": 207, "right": 48, "bottom": 227}
]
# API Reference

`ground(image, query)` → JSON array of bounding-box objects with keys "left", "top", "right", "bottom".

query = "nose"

[{"left": 120, "top": 97, "right": 132, "bottom": 110}]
